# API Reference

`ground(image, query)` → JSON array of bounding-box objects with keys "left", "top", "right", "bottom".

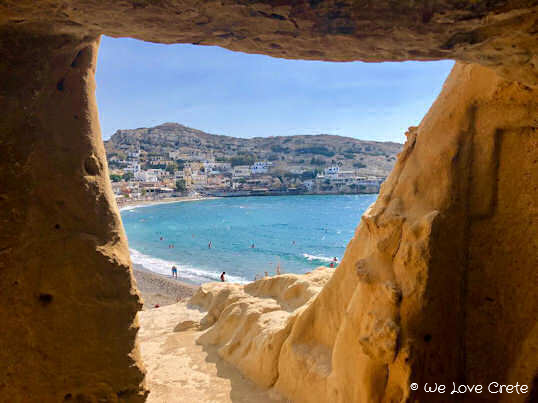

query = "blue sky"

[{"left": 96, "top": 36, "right": 454, "bottom": 143}]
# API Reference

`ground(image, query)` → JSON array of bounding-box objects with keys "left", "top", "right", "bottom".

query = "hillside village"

[{"left": 104, "top": 123, "right": 402, "bottom": 204}]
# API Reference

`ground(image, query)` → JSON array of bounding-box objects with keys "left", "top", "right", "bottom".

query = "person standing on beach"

[
  {"left": 171, "top": 265, "right": 178, "bottom": 279},
  {"left": 220, "top": 272, "right": 226, "bottom": 282}
]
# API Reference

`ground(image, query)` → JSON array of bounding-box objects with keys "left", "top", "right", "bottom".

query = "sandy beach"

[
  {"left": 118, "top": 195, "right": 218, "bottom": 211},
  {"left": 132, "top": 264, "right": 198, "bottom": 309}
]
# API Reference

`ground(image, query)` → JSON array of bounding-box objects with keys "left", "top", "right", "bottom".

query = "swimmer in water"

[{"left": 208, "top": 241, "right": 212, "bottom": 249}]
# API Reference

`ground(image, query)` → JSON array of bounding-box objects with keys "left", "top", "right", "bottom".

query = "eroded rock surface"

[
  {"left": 0, "top": 1, "right": 537, "bottom": 85},
  {"left": 0, "top": 33, "right": 146, "bottom": 401},
  {"left": 190, "top": 268, "right": 332, "bottom": 388},
  {"left": 186, "top": 63, "right": 537, "bottom": 403},
  {"left": 1, "top": 1, "right": 536, "bottom": 402}
]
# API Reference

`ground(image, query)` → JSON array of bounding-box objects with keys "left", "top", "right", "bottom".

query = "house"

[
  {"left": 134, "top": 170, "right": 158, "bottom": 182},
  {"left": 233, "top": 165, "right": 251, "bottom": 178},
  {"left": 324, "top": 166, "right": 339, "bottom": 176},
  {"left": 288, "top": 166, "right": 306, "bottom": 175},
  {"left": 251, "top": 161, "right": 273, "bottom": 174},
  {"left": 191, "top": 172, "right": 207, "bottom": 187},
  {"left": 207, "top": 174, "right": 231, "bottom": 188}
]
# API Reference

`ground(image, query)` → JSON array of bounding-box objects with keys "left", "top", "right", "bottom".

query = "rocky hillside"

[{"left": 105, "top": 123, "right": 402, "bottom": 176}]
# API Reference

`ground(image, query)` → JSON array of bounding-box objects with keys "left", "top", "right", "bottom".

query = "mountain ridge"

[{"left": 105, "top": 122, "right": 403, "bottom": 177}]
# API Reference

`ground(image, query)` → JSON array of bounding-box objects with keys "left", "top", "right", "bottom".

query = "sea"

[{"left": 121, "top": 194, "right": 377, "bottom": 284}]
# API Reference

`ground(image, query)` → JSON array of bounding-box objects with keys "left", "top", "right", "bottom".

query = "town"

[{"left": 105, "top": 123, "right": 402, "bottom": 204}]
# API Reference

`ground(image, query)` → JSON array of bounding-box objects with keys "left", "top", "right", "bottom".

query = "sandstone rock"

[
  {"left": 0, "top": 1, "right": 537, "bottom": 85},
  {"left": 189, "top": 269, "right": 332, "bottom": 388},
  {"left": 185, "top": 63, "right": 538, "bottom": 403},
  {"left": 1, "top": 1, "right": 536, "bottom": 401}
]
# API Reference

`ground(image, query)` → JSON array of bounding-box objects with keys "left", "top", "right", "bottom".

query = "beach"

[
  {"left": 118, "top": 195, "right": 218, "bottom": 211},
  {"left": 132, "top": 264, "right": 198, "bottom": 309}
]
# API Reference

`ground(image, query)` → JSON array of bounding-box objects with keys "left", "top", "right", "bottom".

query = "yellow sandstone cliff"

[{"left": 183, "top": 62, "right": 537, "bottom": 403}]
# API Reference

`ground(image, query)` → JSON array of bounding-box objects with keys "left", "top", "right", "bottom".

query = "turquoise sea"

[{"left": 121, "top": 195, "right": 377, "bottom": 284}]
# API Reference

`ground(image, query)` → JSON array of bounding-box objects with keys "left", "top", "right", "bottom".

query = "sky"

[{"left": 96, "top": 36, "right": 454, "bottom": 143}]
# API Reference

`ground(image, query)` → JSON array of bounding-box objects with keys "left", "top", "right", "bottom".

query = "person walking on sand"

[
  {"left": 220, "top": 272, "right": 226, "bottom": 282},
  {"left": 171, "top": 265, "right": 178, "bottom": 279},
  {"left": 276, "top": 262, "right": 281, "bottom": 276}
]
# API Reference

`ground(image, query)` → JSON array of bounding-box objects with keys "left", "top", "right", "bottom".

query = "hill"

[{"left": 104, "top": 122, "right": 402, "bottom": 177}]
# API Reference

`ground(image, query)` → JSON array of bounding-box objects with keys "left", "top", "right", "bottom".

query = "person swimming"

[{"left": 208, "top": 241, "right": 212, "bottom": 249}]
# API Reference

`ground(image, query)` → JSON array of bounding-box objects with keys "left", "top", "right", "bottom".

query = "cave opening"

[
  {"left": 1, "top": 2, "right": 536, "bottom": 401},
  {"left": 96, "top": 35, "right": 454, "bottom": 296}
]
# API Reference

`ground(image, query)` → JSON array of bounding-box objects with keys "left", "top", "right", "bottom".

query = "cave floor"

[{"left": 137, "top": 302, "right": 286, "bottom": 402}]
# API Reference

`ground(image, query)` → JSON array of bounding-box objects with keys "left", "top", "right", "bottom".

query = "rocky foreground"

[{"left": 136, "top": 268, "right": 332, "bottom": 402}]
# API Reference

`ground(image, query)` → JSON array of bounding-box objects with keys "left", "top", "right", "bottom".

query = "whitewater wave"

[
  {"left": 120, "top": 203, "right": 160, "bottom": 212},
  {"left": 302, "top": 253, "right": 337, "bottom": 263},
  {"left": 129, "top": 248, "right": 248, "bottom": 284}
]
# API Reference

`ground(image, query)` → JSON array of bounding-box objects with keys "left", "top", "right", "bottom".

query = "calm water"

[{"left": 121, "top": 194, "right": 377, "bottom": 284}]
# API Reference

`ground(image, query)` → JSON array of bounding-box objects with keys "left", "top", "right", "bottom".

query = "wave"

[
  {"left": 302, "top": 253, "right": 337, "bottom": 263},
  {"left": 129, "top": 248, "right": 248, "bottom": 284},
  {"left": 120, "top": 202, "right": 162, "bottom": 212}
]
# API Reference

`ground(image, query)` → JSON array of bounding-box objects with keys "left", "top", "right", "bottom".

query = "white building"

[
  {"left": 127, "top": 150, "right": 140, "bottom": 159},
  {"left": 233, "top": 165, "right": 251, "bottom": 178},
  {"left": 324, "top": 166, "right": 340, "bottom": 176},
  {"left": 251, "top": 161, "right": 273, "bottom": 175},
  {"left": 124, "top": 162, "right": 140, "bottom": 174},
  {"left": 169, "top": 151, "right": 191, "bottom": 160},
  {"left": 191, "top": 173, "right": 207, "bottom": 187},
  {"left": 288, "top": 166, "right": 306, "bottom": 175},
  {"left": 303, "top": 180, "right": 314, "bottom": 191},
  {"left": 134, "top": 170, "right": 158, "bottom": 182}
]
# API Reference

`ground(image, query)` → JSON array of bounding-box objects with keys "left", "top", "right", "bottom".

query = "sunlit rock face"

[
  {"left": 187, "top": 63, "right": 537, "bottom": 402},
  {"left": 0, "top": 33, "right": 146, "bottom": 401},
  {"left": 0, "top": 1, "right": 537, "bottom": 85},
  {"left": 0, "top": 0, "right": 536, "bottom": 401}
]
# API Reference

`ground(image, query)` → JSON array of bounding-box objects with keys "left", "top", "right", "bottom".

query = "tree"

[
  {"left": 230, "top": 154, "right": 255, "bottom": 167},
  {"left": 109, "top": 174, "right": 122, "bottom": 182},
  {"left": 175, "top": 179, "right": 186, "bottom": 192},
  {"left": 166, "top": 162, "right": 178, "bottom": 174},
  {"left": 300, "top": 171, "right": 316, "bottom": 180},
  {"left": 122, "top": 172, "right": 134, "bottom": 181}
]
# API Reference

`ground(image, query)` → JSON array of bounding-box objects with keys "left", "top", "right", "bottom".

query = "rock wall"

[
  {"left": 190, "top": 269, "right": 332, "bottom": 388},
  {"left": 277, "top": 62, "right": 537, "bottom": 402},
  {"left": 0, "top": 1, "right": 536, "bottom": 402},
  {"left": 0, "top": 31, "right": 146, "bottom": 401},
  {"left": 0, "top": 1, "right": 537, "bottom": 86},
  {"left": 189, "top": 62, "right": 537, "bottom": 402}
]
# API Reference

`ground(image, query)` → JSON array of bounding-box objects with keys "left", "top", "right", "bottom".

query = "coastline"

[
  {"left": 118, "top": 195, "right": 218, "bottom": 211},
  {"left": 132, "top": 263, "right": 198, "bottom": 309}
]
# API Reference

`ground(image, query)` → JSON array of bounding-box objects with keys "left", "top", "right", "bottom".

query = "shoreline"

[
  {"left": 132, "top": 263, "right": 198, "bottom": 309},
  {"left": 118, "top": 195, "right": 218, "bottom": 211}
]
